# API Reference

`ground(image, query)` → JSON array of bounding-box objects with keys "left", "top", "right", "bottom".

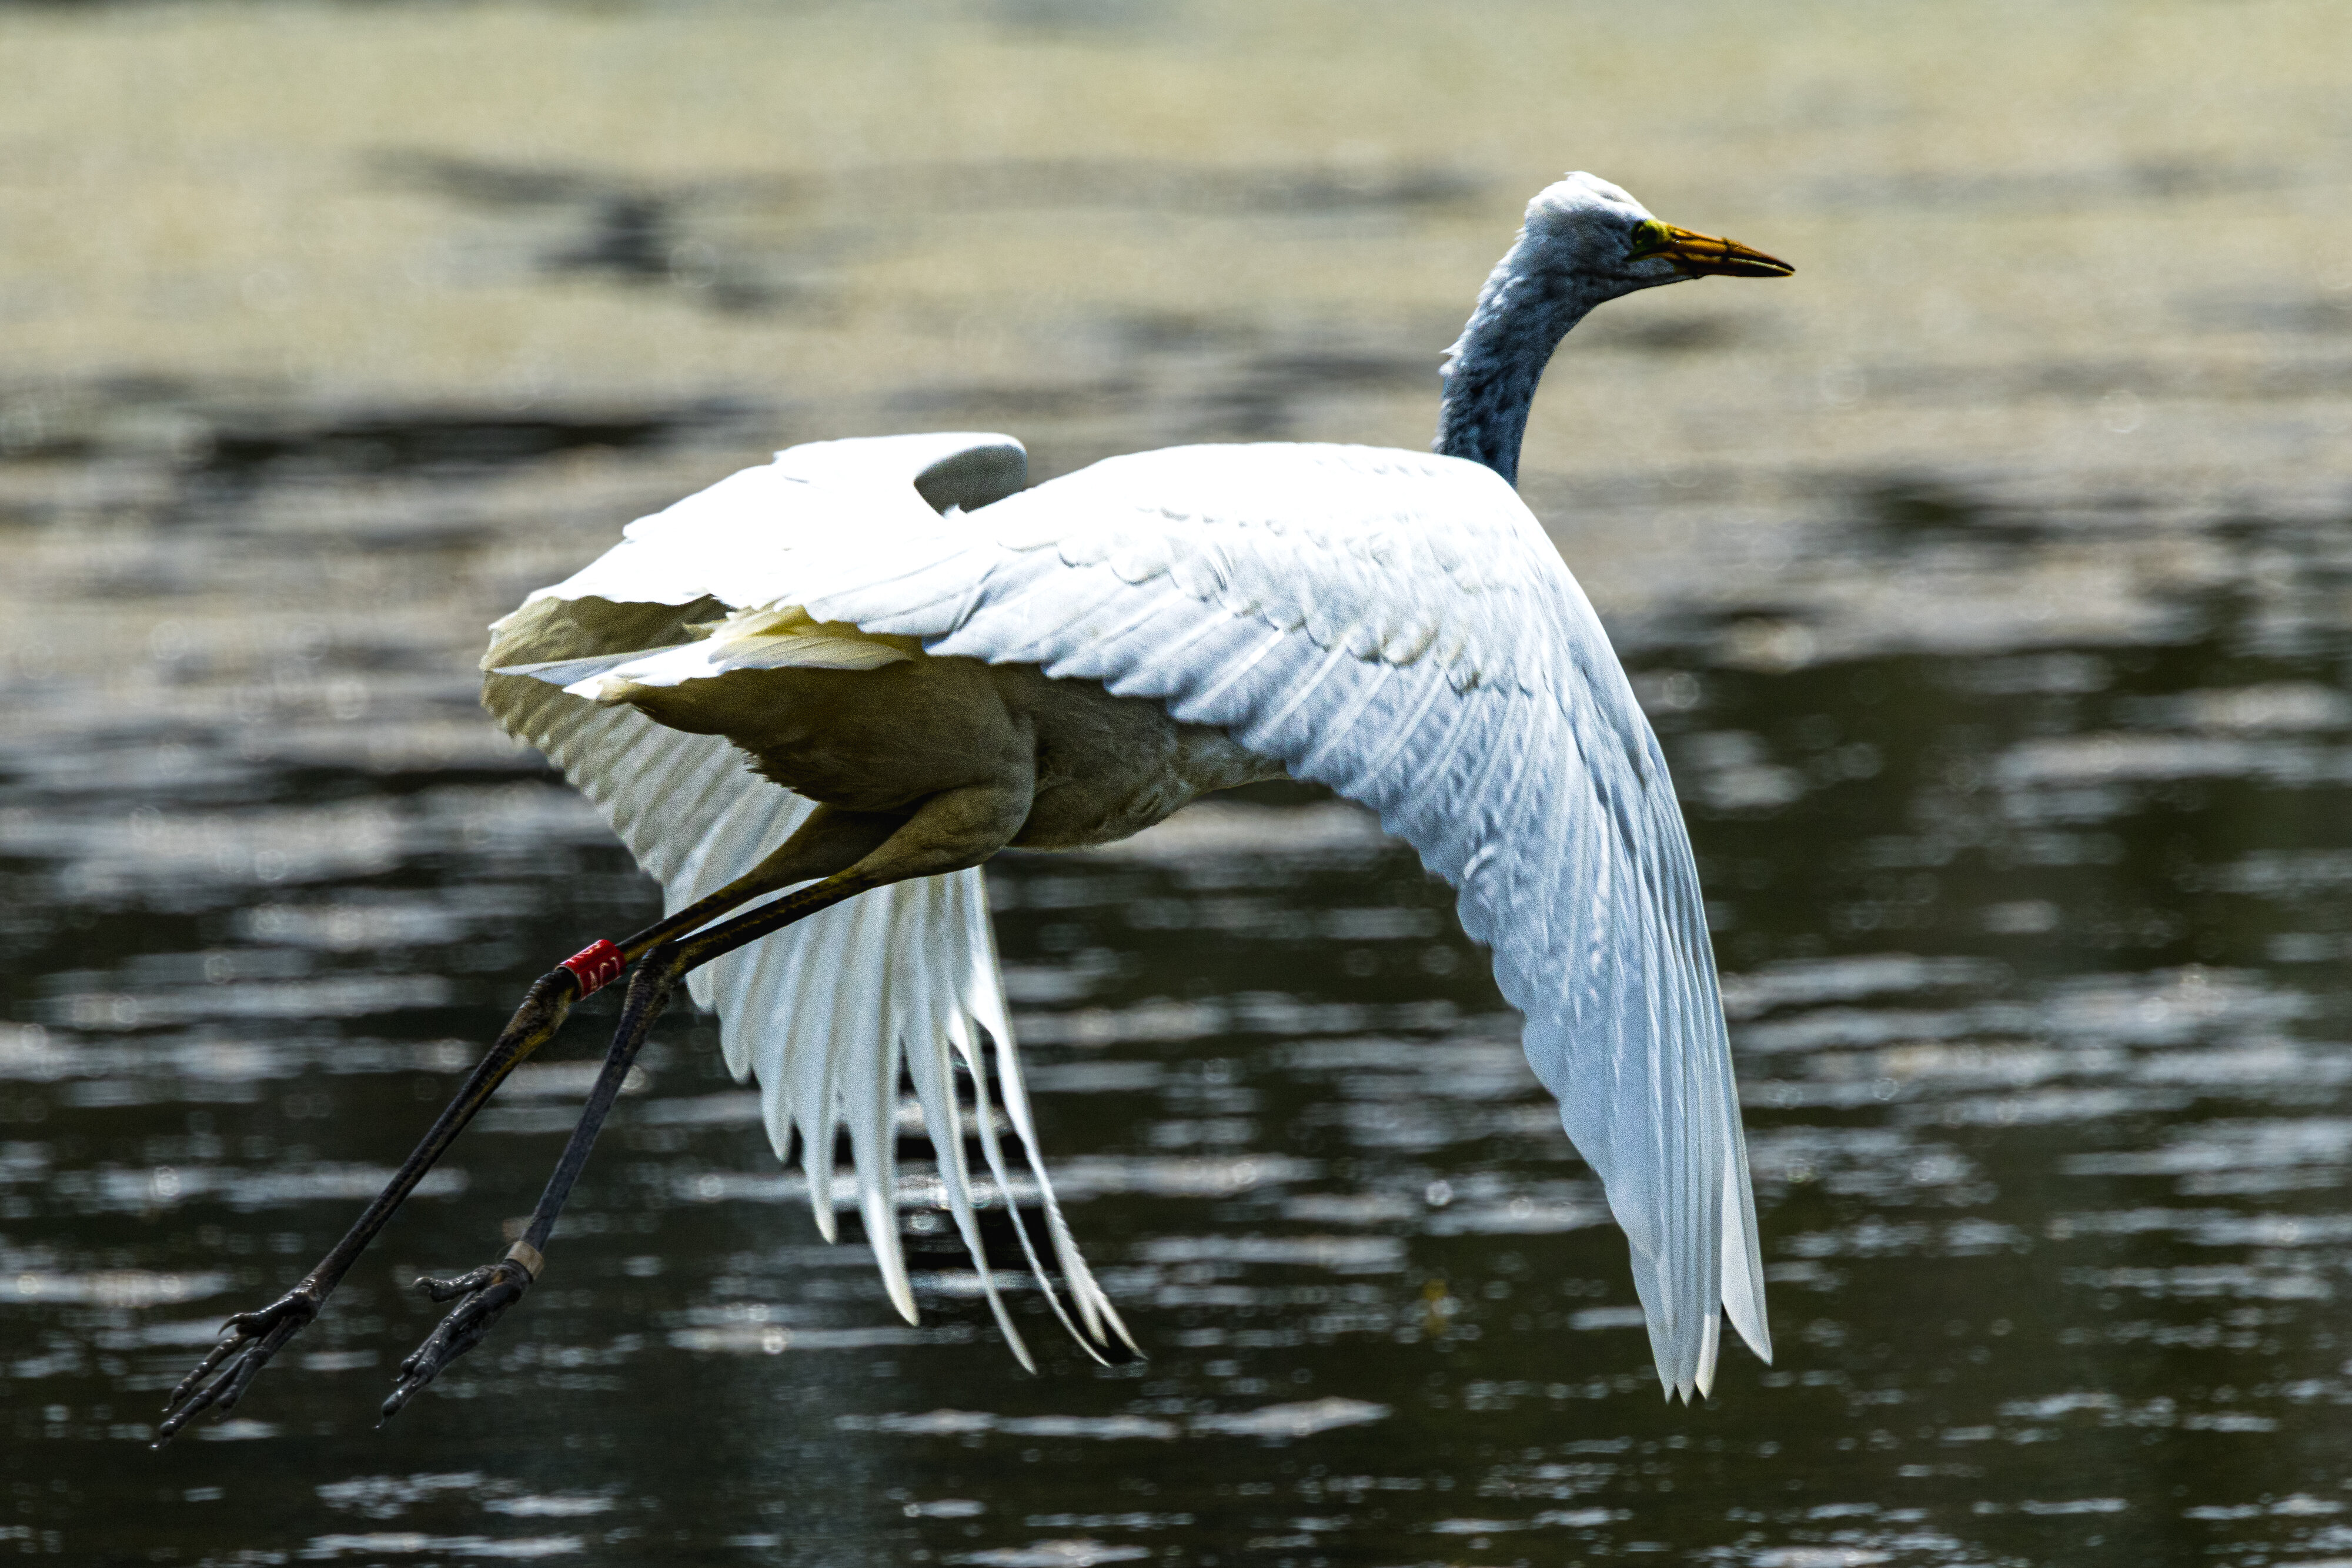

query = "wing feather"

[
  {"left": 1342, "top": 662, "right": 1457, "bottom": 804},
  {"left": 1241, "top": 639, "right": 1360, "bottom": 755},
  {"left": 479, "top": 434, "right": 1128, "bottom": 1358},
  {"left": 488, "top": 433, "right": 1765, "bottom": 1393},
  {"left": 797, "top": 439, "right": 1768, "bottom": 1397}
]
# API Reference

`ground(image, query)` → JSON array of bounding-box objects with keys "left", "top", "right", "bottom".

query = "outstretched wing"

[
  {"left": 480, "top": 433, "right": 1130, "bottom": 1368},
  {"left": 774, "top": 439, "right": 1770, "bottom": 1399},
  {"left": 493, "top": 432, "right": 1766, "bottom": 1398}
]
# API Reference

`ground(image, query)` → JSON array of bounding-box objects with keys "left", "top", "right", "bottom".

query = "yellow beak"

[{"left": 1630, "top": 219, "right": 1794, "bottom": 278}]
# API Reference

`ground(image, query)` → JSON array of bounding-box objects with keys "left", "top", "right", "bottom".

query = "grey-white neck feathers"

[
  {"left": 1433, "top": 173, "right": 1666, "bottom": 489},
  {"left": 1432, "top": 231, "right": 1618, "bottom": 488}
]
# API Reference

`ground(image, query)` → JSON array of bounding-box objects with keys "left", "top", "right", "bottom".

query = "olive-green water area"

[{"left": 4, "top": 3, "right": 2351, "bottom": 1564}]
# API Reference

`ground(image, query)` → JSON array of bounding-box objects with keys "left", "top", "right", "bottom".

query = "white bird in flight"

[{"left": 159, "top": 170, "right": 1791, "bottom": 1441}]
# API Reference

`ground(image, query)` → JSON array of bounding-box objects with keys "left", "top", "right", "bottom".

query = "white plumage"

[
  {"left": 483, "top": 172, "right": 1793, "bottom": 1401},
  {"left": 153, "top": 173, "right": 1795, "bottom": 1442},
  {"left": 485, "top": 427, "right": 1759, "bottom": 1395},
  {"left": 486, "top": 540, "right": 1127, "bottom": 1370}
]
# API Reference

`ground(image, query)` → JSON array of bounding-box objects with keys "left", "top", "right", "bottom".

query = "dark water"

[{"left": 3, "top": 416, "right": 2350, "bottom": 1566}]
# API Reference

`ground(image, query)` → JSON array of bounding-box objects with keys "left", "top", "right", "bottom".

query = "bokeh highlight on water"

[{"left": 5, "top": 2, "right": 2352, "bottom": 1563}]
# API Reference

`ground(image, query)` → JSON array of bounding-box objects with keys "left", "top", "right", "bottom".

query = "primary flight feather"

[{"left": 157, "top": 170, "right": 1790, "bottom": 1440}]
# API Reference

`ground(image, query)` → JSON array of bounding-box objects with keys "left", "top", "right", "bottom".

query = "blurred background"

[{"left": 4, "top": 1, "right": 2351, "bottom": 1563}]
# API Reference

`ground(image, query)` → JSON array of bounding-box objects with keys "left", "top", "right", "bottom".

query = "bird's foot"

[
  {"left": 155, "top": 1288, "right": 321, "bottom": 1445},
  {"left": 380, "top": 1255, "right": 535, "bottom": 1423}
]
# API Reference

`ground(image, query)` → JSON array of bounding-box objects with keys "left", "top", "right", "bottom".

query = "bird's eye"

[{"left": 1628, "top": 220, "right": 1669, "bottom": 258}]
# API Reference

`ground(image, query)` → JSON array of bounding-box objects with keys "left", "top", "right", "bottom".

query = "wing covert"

[
  {"left": 489, "top": 433, "right": 1765, "bottom": 1397},
  {"left": 792, "top": 440, "right": 1770, "bottom": 1398}
]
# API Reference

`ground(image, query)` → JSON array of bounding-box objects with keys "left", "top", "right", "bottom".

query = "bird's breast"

[{"left": 993, "top": 663, "right": 1284, "bottom": 849}]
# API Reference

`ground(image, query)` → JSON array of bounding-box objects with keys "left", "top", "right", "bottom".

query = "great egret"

[{"left": 159, "top": 171, "right": 1790, "bottom": 1442}]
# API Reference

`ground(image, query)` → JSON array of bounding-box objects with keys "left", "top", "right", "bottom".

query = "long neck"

[{"left": 1433, "top": 232, "right": 1608, "bottom": 487}]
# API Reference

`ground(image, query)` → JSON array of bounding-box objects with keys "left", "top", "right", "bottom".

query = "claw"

[
  {"left": 415, "top": 1265, "right": 502, "bottom": 1304},
  {"left": 154, "top": 1290, "right": 320, "bottom": 1446},
  {"left": 380, "top": 1260, "right": 533, "bottom": 1424}
]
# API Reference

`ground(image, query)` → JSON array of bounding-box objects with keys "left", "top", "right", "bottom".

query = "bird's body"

[
  {"left": 158, "top": 172, "right": 1794, "bottom": 1441},
  {"left": 497, "top": 604, "right": 1281, "bottom": 850},
  {"left": 676, "top": 659, "right": 1278, "bottom": 848},
  {"left": 481, "top": 172, "right": 1793, "bottom": 1395},
  {"left": 482, "top": 420, "right": 1769, "bottom": 1392}
]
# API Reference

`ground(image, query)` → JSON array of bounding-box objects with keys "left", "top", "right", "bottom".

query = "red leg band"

[{"left": 559, "top": 939, "right": 626, "bottom": 998}]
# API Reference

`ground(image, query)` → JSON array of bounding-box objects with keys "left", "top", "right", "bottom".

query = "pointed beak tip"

[
  {"left": 1701, "top": 245, "right": 1795, "bottom": 281},
  {"left": 1645, "top": 223, "right": 1795, "bottom": 280}
]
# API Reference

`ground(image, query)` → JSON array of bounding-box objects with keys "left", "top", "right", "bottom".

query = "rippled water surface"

[
  {"left": 5, "top": 3, "right": 2352, "bottom": 1564},
  {"left": 11, "top": 450, "right": 2351, "bottom": 1566}
]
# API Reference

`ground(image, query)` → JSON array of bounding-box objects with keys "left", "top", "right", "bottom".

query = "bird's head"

[{"left": 1522, "top": 171, "right": 1793, "bottom": 297}]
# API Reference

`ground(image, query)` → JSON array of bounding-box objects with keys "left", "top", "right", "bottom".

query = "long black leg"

[
  {"left": 378, "top": 863, "right": 891, "bottom": 1417},
  {"left": 376, "top": 779, "right": 1030, "bottom": 1415},
  {"left": 155, "top": 810, "right": 900, "bottom": 1443},
  {"left": 154, "top": 970, "right": 580, "bottom": 1443}
]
